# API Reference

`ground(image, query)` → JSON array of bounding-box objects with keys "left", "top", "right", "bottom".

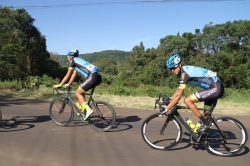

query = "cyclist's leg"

[
  {"left": 75, "top": 86, "right": 88, "bottom": 111},
  {"left": 77, "top": 72, "right": 101, "bottom": 120},
  {"left": 186, "top": 81, "right": 224, "bottom": 131},
  {"left": 75, "top": 77, "right": 92, "bottom": 117},
  {"left": 184, "top": 94, "right": 210, "bottom": 126},
  {"left": 204, "top": 99, "right": 217, "bottom": 119},
  {"left": 204, "top": 82, "right": 224, "bottom": 118}
]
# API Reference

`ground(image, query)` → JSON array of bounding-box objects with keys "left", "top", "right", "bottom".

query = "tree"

[{"left": 0, "top": 6, "right": 49, "bottom": 80}]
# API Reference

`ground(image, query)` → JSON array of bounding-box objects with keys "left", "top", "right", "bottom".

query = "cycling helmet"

[
  {"left": 166, "top": 54, "right": 181, "bottom": 69},
  {"left": 67, "top": 49, "right": 79, "bottom": 57}
]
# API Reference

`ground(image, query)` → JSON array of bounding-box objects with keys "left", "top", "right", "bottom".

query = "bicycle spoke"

[
  {"left": 88, "top": 101, "right": 116, "bottom": 132},
  {"left": 204, "top": 117, "right": 248, "bottom": 156},
  {"left": 141, "top": 113, "right": 182, "bottom": 150},
  {"left": 49, "top": 98, "right": 74, "bottom": 126}
]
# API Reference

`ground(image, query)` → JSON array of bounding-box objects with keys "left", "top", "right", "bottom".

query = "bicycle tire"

[
  {"left": 141, "top": 112, "right": 183, "bottom": 150},
  {"left": 88, "top": 101, "right": 116, "bottom": 132},
  {"left": 49, "top": 98, "right": 74, "bottom": 126},
  {"left": 204, "top": 116, "right": 248, "bottom": 156}
]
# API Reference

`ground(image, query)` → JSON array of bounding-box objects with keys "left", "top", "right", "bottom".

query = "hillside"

[{"left": 55, "top": 50, "right": 131, "bottom": 66}]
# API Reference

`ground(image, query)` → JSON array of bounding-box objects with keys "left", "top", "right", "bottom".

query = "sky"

[{"left": 1, "top": 0, "right": 250, "bottom": 55}]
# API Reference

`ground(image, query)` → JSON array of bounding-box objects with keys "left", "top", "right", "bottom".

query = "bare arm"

[
  {"left": 67, "top": 70, "right": 77, "bottom": 84},
  {"left": 59, "top": 68, "right": 74, "bottom": 85},
  {"left": 171, "top": 89, "right": 179, "bottom": 99},
  {"left": 166, "top": 88, "right": 184, "bottom": 111}
]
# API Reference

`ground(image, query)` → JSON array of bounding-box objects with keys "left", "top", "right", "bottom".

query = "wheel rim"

[{"left": 205, "top": 118, "right": 247, "bottom": 156}]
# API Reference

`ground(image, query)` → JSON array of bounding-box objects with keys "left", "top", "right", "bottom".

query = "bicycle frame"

[
  {"left": 161, "top": 105, "right": 203, "bottom": 142},
  {"left": 160, "top": 98, "right": 226, "bottom": 143},
  {"left": 56, "top": 86, "right": 102, "bottom": 118},
  {"left": 85, "top": 88, "right": 104, "bottom": 118}
]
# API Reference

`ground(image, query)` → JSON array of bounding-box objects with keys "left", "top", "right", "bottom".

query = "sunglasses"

[{"left": 170, "top": 66, "right": 178, "bottom": 71}]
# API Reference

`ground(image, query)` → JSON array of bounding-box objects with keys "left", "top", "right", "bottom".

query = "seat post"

[
  {"left": 90, "top": 87, "right": 96, "bottom": 95},
  {"left": 207, "top": 99, "right": 218, "bottom": 116}
]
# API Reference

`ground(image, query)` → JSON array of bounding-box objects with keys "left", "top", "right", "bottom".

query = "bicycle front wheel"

[
  {"left": 49, "top": 98, "right": 74, "bottom": 126},
  {"left": 141, "top": 113, "right": 183, "bottom": 150},
  {"left": 204, "top": 117, "right": 248, "bottom": 156},
  {"left": 88, "top": 101, "right": 116, "bottom": 132}
]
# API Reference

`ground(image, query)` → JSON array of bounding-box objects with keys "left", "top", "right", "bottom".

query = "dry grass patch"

[
  {"left": 94, "top": 94, "right": 250, "bottom": 116},
  {"left": 1, "top": 89, "right": 249, "bottom": 116}
]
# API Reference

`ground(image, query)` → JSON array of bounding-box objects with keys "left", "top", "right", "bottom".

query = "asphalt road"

[{"left": 0, "top": 95, "right": 249, "bottom": 166}]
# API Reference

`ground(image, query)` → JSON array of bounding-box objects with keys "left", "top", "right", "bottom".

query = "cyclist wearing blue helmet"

[
  {"left": 53, "top": 49, "right": 102, "bottom": 120},
  {"left": 162, "top": 54, "right": 224, "bottom": 133}
]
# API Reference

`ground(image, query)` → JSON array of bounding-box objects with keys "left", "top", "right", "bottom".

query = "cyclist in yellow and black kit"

[
  {"left": 53, "top": 49, "right": 102, "bottom": 120},
  {"left": 161, "top": 54, "right": 224, "bottom": 133}
]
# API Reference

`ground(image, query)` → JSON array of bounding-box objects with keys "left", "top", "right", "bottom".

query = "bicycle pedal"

[
  {"left": 80, "top": 116, "right": 87, "bottom": 122},
  {"left": 192, "top": 144, "right": 198, "bottom": 148}
]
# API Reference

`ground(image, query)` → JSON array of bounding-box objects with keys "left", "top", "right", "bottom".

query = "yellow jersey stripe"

[
  {"left": 190, "top": 93, "right": 200, "bottom": 102},
  {"left": 179, "top": 84, "right": 186, "bottom": 89}
]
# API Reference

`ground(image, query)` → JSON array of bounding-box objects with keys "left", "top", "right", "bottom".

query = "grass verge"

[{"left": 0, "top": 85, "right": 249, "bottom": 116}]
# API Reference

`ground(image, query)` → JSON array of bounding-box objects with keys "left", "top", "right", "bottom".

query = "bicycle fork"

[
  {"left": 160, "top": 114, "right": 172, "bottom": 135},
  {"left": 59, "top": 99, "right": 69, "bottom": 114}
]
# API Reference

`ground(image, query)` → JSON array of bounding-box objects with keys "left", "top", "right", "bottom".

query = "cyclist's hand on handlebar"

[
  {"left": 159, "top": 106, "right": 168, "bottom": 114},
  {"left": 53, "top": 84, "right": 62, "bottom": 89}
]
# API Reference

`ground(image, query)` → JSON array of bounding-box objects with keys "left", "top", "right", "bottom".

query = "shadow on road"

[
  {"left": 107, "top": 115, "right": 142, "bottom": 132},
  {"left": 233, "top": 146, "right": 250, "bottom": 157},
  {"left": 65, "top": 118, "right": 89, "bottom": 127},
  {"left": 0, "top": 115, "right": 51, "bottom": 132},
  {"left": 169, "top": 131, "right": 250, "bottom": 157},
  {"left": 0, "top": 95, "right": 48, "bottom": 106},
  {"left": 49, "top": 115, "right": 143, "bottom": 132}
]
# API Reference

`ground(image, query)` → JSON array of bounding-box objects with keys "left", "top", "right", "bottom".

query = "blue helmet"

[
  {"left": 67, "top": 49, "right": 79, "bottom": 57},
  {"left": 166, "top": 54, "right": 181, "bottom": 69}
]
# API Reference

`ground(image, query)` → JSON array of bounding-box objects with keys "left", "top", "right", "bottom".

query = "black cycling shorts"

[
  {"left": 80, "top": 72, "right": 102, "bottom": 91},
  {"left": 193, "top": 81, "right": 224, "bottom": 107}
]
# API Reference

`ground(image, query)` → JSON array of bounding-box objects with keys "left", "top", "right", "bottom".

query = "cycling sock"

[
  {"left": 81, "top": 102, "right": 91, "bottom": 112},
  {"left": 199, "top": 115, "right": 209, "bottom": 125}
]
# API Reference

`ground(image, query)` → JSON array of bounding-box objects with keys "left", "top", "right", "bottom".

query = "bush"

[
  {"left": 0, "top": 79, "right": 22, "bottom": 90},
  {"left": 40, "top": 74, "right": 58, "bottom": 87},
  {"left": 114, "top": 85, "right": 130, "bottom": 96}
]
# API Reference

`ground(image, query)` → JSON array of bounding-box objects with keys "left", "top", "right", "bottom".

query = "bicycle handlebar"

[
  {"left": 53, "top": 85, "right": 94, "bottom": 96},
  {"left": 154, "top": 93, "right": 171, "bottom": 109},
  {"left": 53, "top": 86, "right": 75, "bottom": 95}
]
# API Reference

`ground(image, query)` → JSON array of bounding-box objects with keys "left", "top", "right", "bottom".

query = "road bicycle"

[
  {"left": 49, "top": 86, "right": 116, "bottom": 132},
  {"left": 141, "top": 93, "right": 248, "bottom": 156}
]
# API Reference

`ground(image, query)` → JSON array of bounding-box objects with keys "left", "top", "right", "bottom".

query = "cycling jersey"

[
  {"left": 69, "top": 57, "right": 101, "bottom": 92},
  {"left": 179, "top": 66, "right": 220, "bottom": 89},
  {"left": 179, "top": 66, "right": 224, "bottom": 103},
  {"left": 69, "top": 57, "right": 99, "bottom": 78}
]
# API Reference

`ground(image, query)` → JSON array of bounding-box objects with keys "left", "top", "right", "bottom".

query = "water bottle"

[
  {"left": 193, "top": 121, "right": 203, "bottom": 133},
  {"left": 185, "top": 118, "right": 196, "bottom": 129}
]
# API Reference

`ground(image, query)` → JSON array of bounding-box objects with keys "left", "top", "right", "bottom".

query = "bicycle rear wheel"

[
  {"left": 141, "top": 113, "right": 183, "bottom": 150},
  {"left": 88, "top": 101, "right": 116, "bottom": 132},
  {"left": 204, "top": 117, "right": 248, "bottom": 156},
  {"left": 49, "top": 98, "right": 74, "bottom": 126}
]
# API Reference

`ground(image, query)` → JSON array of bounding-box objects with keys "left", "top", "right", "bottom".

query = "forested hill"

[
  {"left": 81, "top": 50, "right": 131, "bottom": 63},
  {"left": 55, "top": 50, "right": 130, "bottom": 66}
]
